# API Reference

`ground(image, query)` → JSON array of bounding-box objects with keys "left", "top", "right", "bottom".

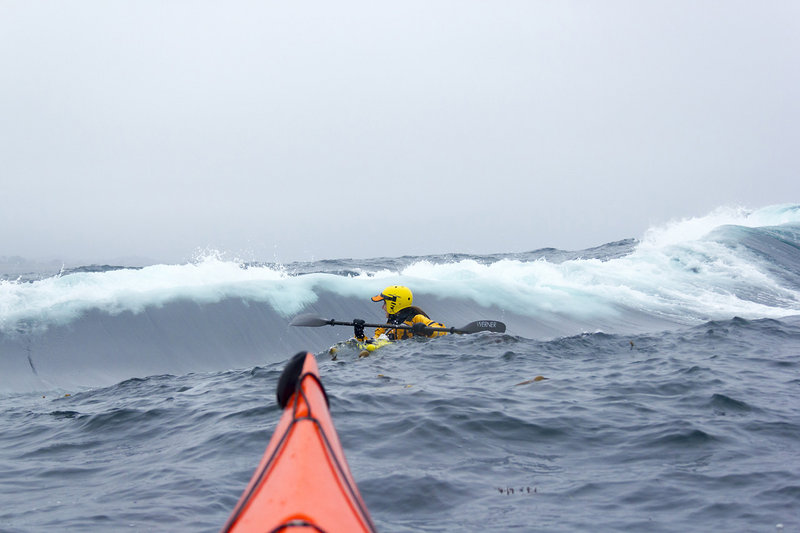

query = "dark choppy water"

[
  {"left": 1, "top": 204, "right": 799, "bottom": 531},
  {"left": 2, "top": 318, "right": 799, "bottom": 532}
]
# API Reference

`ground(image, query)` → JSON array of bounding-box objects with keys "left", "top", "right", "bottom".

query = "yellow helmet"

[{"left": 371, "top": 285, "right": 413, "bottom": 315}]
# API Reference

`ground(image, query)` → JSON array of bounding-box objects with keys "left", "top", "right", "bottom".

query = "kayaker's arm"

[
  {"left": 410, "top": 316, "right": 447, "bottom": 338},
  {"left": 411, "top": 322, "right": 432, "bottom": 336}
]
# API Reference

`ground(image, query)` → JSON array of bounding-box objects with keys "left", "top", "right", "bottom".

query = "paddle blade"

[
  {"left": 290, "top": 314, "right": 334, "bottom": 327},
  {"left": 458, "top": 320, "right": 506, "bottom": 334}
]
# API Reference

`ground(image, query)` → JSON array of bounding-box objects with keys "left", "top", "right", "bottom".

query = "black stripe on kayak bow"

[{"left": 277, "top": 351, "right": 329, "bottom": 409}]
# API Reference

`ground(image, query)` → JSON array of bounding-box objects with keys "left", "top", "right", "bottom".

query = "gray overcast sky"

[{"left": 1, "top": 1, "right": 798, "bottom": 265}]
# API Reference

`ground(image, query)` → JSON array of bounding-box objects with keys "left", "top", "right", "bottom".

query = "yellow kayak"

[{"left": 328, "top": 337, "right": 393, "bottom": 359}]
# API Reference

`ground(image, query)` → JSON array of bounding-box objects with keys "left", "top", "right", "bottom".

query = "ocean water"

[{"left": 1, "top": 204, "right": 799, "bottom": 532}]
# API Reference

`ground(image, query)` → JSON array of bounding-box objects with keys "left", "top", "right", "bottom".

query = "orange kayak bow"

[{"left": 221, "top": 351, "right": 377, "bottom": 533}]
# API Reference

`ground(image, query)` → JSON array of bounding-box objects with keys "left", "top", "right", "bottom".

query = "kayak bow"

[{"left": 221, "top": 351, "right": 377, "bottom": 533}]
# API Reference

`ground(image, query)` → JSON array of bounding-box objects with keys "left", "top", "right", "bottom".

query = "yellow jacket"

[{"left": 373, "top": 307, "right": 447, "bottom": 341}]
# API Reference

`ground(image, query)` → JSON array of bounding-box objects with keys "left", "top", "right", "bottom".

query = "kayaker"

[{"left": 353, "top": 285, "right": 447, "bottom": 341}]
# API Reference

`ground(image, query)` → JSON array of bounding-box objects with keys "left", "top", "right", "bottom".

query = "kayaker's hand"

[
  {"left": 412, "top": 323, "right": 430, "bottom": 337},
  {"left": 353, "top": 319, "right": 366, "bottom": 340}
]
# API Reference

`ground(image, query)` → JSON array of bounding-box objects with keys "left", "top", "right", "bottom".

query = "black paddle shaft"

[{"left": 289, "top": 314, "right": 506, "bottom": 334}]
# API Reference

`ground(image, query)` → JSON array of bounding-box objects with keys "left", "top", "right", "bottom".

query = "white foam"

[
  {"left": 0, "top": 256, "right": 317, "bottom": 331},
  {"left": 2, "top": 204, "right": 799, "bottom": 332},
  {"left": 639, "top": 204, "right": 800, "bottom": 250}
]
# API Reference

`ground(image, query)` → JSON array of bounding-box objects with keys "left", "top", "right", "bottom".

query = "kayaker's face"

[{"left": 382, "top": 301, "right": 388, "bottom": 316}]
